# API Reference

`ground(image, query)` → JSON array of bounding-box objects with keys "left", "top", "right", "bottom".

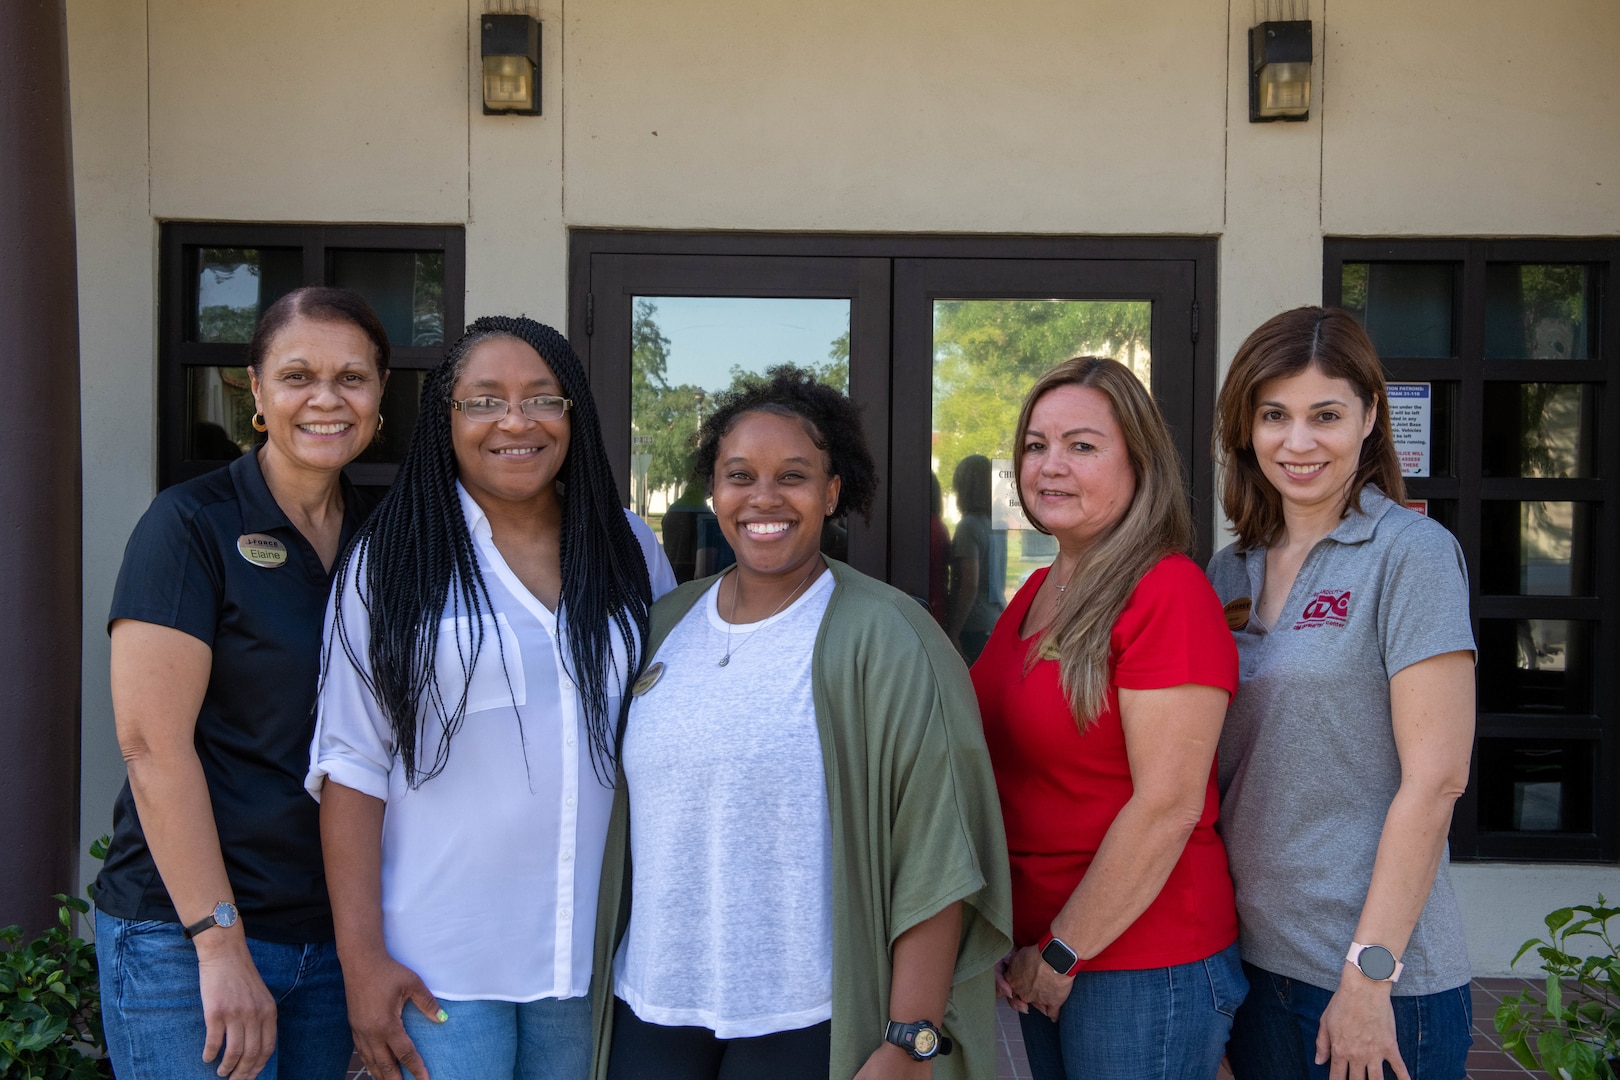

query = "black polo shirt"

[{"left": 94, "top": 449, "right": 367, "bottom": 943}]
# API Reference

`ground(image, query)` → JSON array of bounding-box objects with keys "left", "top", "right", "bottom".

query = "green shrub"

[
  {"left": 0, "top": 838, "right": 112, "bottom": 1079},
  {"left": 1496, "top": 897, "right": 1620, "bottom": 1080}
]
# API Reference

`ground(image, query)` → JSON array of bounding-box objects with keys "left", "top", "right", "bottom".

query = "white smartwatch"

[{"left": 1346, "top": 941, "right": 1403, "bottom": 983}]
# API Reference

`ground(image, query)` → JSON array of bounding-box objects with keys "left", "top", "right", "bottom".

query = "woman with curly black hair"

[
  {"left": 590, "top": 366, "right": 1012, "bottom": 1080},
  {"left": 307, "top": 316, "right": 676, "bottom": 1080}
]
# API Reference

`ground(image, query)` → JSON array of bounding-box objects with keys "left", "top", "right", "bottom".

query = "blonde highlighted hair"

[{"left": 1014, "top": 357, "right": 1193, "bottom": 728}]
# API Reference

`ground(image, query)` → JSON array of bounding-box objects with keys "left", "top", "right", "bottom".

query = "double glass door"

[{"left": 572, "top": 235, "right": 1213, "bottom": 665}]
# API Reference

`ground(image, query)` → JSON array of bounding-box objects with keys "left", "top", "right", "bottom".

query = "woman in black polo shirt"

[{"left": 94, "top": 286, "right": 389, "bottom": 1080}]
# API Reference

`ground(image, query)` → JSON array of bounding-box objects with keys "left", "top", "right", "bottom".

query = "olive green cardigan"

[{"left": 591, "top": 559, "right": 1013, "bottom": 1079}]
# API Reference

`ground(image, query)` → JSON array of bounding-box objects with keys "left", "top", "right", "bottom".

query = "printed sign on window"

[
  {"left": 1387, "top": 383, "right": 1431, "bottom": 478},
  {"left": 991, "top": 458, "right": 1032, "bottom": 531}
]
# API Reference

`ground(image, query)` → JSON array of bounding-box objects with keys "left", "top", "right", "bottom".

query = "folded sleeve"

[
  {"left": 869, "top": 602, "right": 1013, "bottom": 973},
  {"left": 1112, "top": 555, "right": 1239, "bottom": 697},
  {"left": 306, "top": 544, "right": 397, "bottom": 803}
]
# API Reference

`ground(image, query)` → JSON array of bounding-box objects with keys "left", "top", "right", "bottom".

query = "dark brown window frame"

[
  {"left": 1325, "top": 237, "right": 1619, "bottom": 863},
  {"left": 158, "top": 222, "right": 467, "bottom": 490}
]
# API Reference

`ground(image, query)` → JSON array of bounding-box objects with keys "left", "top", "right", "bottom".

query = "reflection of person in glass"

[
  {"left": 928, "top": 474, "right": 950, "bottom": 626},
  {"left": 974, "top": 357, "right": 1246, "bottom": 1080},
  {"left": 310, "top": 317, "right": 676, "bottom": 1080},
  {"left": 593, "top": 366, "right": 1011, "bottom": 1080},
  {"left": 95, "top": 287, "right": 390, "bottom": 1080},
  {"left": 1209, "top": 308, "right": 1476, "bottom": 1080},
  {"left": 659, "top": 480, "right": 706, "bottom": 583},
  {"left": 947, "top": 454, "right": 1003, "bottom": 663}
]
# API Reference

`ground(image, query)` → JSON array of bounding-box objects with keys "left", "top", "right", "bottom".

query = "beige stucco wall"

[
  {"left": 147, "top": 0, "right": 468, "bottom": 223},
  {"left": 68, "top": 0, "right": 157, "bottom": 896},
  {"left": 1321, "top": 0, "right": 1620, "bottom": 235},
  {"left": 563, "top": 0, "right": 1229, "bottom": 234},
  {"left": 68, "top": 0, "right": 1618, "bottom": 954}
]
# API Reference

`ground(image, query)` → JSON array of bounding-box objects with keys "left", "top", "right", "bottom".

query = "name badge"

[
  {"left": 236, "top": 533, "right": 287, "bottom": 568},
  {"left": 1223, "top": 597, "right": 1252, "bottom": 631},
  {"left": 630, "top": 661, "right": 665, "bottom": 697}
]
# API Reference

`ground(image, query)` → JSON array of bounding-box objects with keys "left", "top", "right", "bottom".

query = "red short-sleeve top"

[{"left": 971, "top": 553, "right": 1240, "bottom": 970}]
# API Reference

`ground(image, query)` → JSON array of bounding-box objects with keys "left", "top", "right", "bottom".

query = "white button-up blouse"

[{"left": 307, "top": 484, "right": 675, "bottom": 1001}]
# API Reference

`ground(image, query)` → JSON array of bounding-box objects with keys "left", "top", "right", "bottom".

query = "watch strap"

[
  {"left": 182, "top": 901, "right": 238, "bottom": 941},
  {"left": 884, "top": 1019, "right": 953, "bottom": 1060},
  {"left": 1346, "top": 941, "right": 1404, "bottom": 983}
]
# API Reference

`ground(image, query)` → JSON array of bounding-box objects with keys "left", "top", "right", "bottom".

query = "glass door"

[
  {"left": 890, "top": 258, "right": 1203, "bottom": 622},
  {"left": 626, "top": 295, "right": 851, "bottom": 583},
  {"left": 574, "top": 236, "right": 1214, "bottom": 602},
  {"left": 580, "top": 252, "right": 892, "bottom": 579}
]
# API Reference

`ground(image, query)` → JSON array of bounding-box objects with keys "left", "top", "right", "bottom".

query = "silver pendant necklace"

[{"left": 719, "top": 560, "right": 823, "bottom": 667}]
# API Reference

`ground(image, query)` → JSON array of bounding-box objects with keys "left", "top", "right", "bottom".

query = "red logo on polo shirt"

[{"left": 1293, "top": 589, "right": 1350, "bottom": 630}]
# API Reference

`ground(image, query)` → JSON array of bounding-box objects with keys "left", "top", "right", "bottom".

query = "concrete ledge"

[{"left": 1454, "top": 862, "right": 1618, "bottom": 977}]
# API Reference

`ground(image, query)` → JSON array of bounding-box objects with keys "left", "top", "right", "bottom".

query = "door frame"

[{"left": 570, "top": 231, "right": 1220, "bottom": 586}]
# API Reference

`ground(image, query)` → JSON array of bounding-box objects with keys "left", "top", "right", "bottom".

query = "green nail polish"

[{"left": 436, "top": 1008, "right": 449, "bottom": 1023}]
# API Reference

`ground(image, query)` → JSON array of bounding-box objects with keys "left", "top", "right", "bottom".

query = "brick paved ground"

[{"left": 345, "top": 979, "right": 1542, "bottom": 1079}]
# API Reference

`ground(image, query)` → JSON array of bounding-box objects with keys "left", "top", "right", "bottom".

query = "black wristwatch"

[
  {"left": 182, "top": 901, "right": 239, "bottom": 940},
  {"left": 884, "top": 1019, "right": 953, "bottom": 1061}
]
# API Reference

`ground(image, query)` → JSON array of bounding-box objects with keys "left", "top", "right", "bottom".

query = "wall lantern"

[
  {"left": 1249, "top": 18, "right": 1312, "bottom": 122},
  {"left": 481, "top": 12, "right": 541, "bottom": 115}
]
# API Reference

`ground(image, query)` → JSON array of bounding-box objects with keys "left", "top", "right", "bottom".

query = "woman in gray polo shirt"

[{"left": 1207, "top": 307, "right": 1476, "bottom": 1080}]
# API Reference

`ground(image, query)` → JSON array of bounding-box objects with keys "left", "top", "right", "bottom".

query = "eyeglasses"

[{"left": 450, "top": 395, "right": 573, "bottom": 423}]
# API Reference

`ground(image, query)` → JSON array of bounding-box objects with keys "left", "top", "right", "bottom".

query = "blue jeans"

[
  {"left": 400, "top": 995, "right": 591, "bottom": 1080},
  {"left": 1227, "top": 962, "right": 1472, "bottom": 1080},
  {"left": 96, "top": 909, "right": 351, "bottom": 1079},
  {"left": 1018, "top": 941, "right": 1247, "bottom": 1080}
]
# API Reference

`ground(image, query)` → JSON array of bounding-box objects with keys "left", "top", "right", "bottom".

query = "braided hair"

[{"left": 331, "top": 316, "right": 651, "bottom": 787}]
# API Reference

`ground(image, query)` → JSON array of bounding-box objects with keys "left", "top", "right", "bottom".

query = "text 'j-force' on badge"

[
  {"left": 630, "top": 661, "right": 665, "bottom": 697},
  {"left": 1223, "top": 596, "right": 1252, "bottom": 631},
  {"left": 236, "top": 533, "right": 287, "bottom": 568}
]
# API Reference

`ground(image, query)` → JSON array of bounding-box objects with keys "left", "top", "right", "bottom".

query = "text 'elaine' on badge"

[{"left": 236, "top": 533, "right": 288, "bottom": 568}]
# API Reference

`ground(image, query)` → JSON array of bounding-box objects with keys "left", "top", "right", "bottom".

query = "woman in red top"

[{"left": 974, "top": 356, "right": 1246, "bottom": 1080}]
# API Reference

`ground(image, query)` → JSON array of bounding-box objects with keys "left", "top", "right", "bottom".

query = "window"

[
  {"left": 1326, "top": 239, "right": 1620, "bottom": 863},
  {"left": 159, "top": 223, "right": 466, "bottom": 490}
]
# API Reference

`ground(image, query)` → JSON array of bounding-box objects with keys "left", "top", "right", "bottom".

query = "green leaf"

[
  {"left": 1518, "top": 937, "right": 1552, "bottom": 966},
  {"left": 1550, "top": 908, "right": 1578, "bottom": 933}
]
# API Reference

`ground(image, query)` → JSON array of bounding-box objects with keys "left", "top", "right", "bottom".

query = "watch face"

[
  {"left": 1040, "top": 938, "right": 1078, "bottom": 974},
  {"left": 1358, "top": 945, "right": 1397, "bottom": 981},
  {"left": 214, "top": 902, "right": 239, "bottom": 929},
  {"left": 913, "top": 1028, "right": 938, "bottom": 1057}
]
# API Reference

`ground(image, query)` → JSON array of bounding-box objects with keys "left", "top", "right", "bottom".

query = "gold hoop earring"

[
  {"left": 251, "top": 413, "right": 267, "bottom": 433},
  {"left": 376, "top": 415, "right": 385, "bottom": 434}
]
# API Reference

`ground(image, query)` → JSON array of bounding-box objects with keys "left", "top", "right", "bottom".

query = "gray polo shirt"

[{"left": 1206, "top": 487, "right": 1475, "bottom": 995}]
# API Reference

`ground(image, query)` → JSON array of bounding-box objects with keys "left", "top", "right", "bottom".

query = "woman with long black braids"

[{"left": 307, "top": 316, "right": 676, "bottom": 1080}]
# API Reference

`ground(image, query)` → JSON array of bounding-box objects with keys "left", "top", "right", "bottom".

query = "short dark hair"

[
  {"left": 1216, "top": 306, "right": 1404, "bottom": 548},
  {"left": 247, "top": 286, "right": 391, "bottom": 375},
  {"left": 694, "top": 365, "right": 878, "bottom": 523},
  {"left": 953, "top": 455, "right": 993, "bottom": 516}
]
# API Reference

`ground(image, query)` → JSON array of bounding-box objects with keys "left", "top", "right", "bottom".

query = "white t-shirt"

[
  {"left": 614, "top": 567, "right": 835, "bottom": 1037},
  {"left": 307, "top": 486, "right": 676, "bottom": 1001}
]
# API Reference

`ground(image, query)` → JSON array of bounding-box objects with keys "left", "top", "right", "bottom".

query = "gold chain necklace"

[{"left": 718, "top": 560, "right": 823, "bottom": 667}]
